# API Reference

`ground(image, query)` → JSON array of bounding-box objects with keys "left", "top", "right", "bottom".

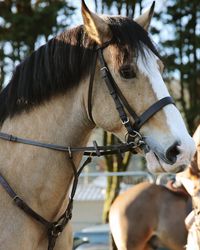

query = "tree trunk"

[{"left": 102, "top": 132, "right": 132, "bottom": 223}]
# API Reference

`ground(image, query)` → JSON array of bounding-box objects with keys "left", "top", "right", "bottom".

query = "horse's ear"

[
  {"left": 134, "top": 1, "right": 155, "bottom": 31},
  {"left": 81, "top": 0, "right": 112, "bottom": 44}
]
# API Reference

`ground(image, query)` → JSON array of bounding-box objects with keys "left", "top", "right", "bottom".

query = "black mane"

[{"left": 0, "top": 17, "right": 159, "bottom": 124}]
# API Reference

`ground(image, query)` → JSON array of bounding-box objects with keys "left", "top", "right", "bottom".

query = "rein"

[
  {"left": 0, "top": 132, "right": 134, "bottom": 156},
  {"left": 0, "top": 41, "right": 175, "bottom": 250}
]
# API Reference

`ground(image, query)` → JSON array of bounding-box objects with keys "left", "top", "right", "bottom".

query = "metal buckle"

[
  {"left": 51, "top": 224, "right": 62, "bottom": 237},
  {"left": 125, "top": 130, "right": 145, "bottom": 149},
  {"left": 100, "top": 66, "right": 108, "bottom": 72},
  {"left": 121, "top": 118, "right": 129, "bottom": 125},
  {"left": 68, "top": 146, "right": 72, "bottom": 159},
  {"left": 13, "top": 195, "right": 19, "bottom": 201}
]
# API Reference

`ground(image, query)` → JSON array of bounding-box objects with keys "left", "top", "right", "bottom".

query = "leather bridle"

[
  {"left": 88, "top": 41, "right": 174, "bottom": 150},
  {"left": 0, "top": 41, "right": 174, "bottom": 250}
]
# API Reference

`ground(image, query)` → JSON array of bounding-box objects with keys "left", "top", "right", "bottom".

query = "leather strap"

[
  {"left": 96, "top": 46, "right": 175, "bottom": 135},
  {"left": 0, "top": 173, "right": 50, "bottom": 226},
  {"left": 0, "top": 132, "right": 133, "bottom": 156},
  {"left": 0, "top": 39, "right": 175, "bottom": 250},
  {"left": 97, "top": 48, "right": 135, "bottom": 135},
  {"left": 0, "top": 156, "right": 92, "bottom": 250},
  {"left": 133, "top": 96, "right": 174, "bottom": 130},
  {"left": 88, "top": 50, "right": 98, "bottom": 124}
]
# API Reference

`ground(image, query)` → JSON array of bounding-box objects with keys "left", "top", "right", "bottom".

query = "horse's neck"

[
  {"left": 0, "top": 82, "right": 93, "bottom": 220},
  {"left": 2, "top": 83, "right": 92, "bottom": 149}
]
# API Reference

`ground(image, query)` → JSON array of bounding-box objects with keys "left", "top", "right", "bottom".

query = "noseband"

[
  {"left": 88, "top": 40, "right": 174, "bottom": 151},
  {"left": 0, "top": 40, "right": 175, "bottom": 250}
]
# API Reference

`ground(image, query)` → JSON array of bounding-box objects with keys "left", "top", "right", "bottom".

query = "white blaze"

[
  {"left": 136, "top": 46, "right": 195, "bottom": 172},
  {"left": 137, "top": 47, "right": 188, "bottom": 138}
]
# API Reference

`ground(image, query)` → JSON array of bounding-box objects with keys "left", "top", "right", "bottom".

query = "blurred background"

[{"left": 0, "top": 1, "right": 199, "bottom": 248}]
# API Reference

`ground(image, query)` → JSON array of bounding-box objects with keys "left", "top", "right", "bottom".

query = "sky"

[
  {"left": 2, "top": 0, "right": 168, "bottom": 85},
  {"left": 69, "top": 0, "right": 168, "bottom": 45},
  {"left": 69, "top": 0, "right": 165, "bottom": 27}
]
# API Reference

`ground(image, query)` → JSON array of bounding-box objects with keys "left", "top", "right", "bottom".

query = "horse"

[
  {"left": 109, "top": 125, "right": 200, "bottom": 250},
  {"left": 109, "top": 179, "right": 191, "bottom": 250},
  {"left": 0, "top": 0, "right": 195, "bottom": 249}
]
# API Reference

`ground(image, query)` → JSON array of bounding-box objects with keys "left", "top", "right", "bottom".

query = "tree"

[
  {"left": 0, "top": 0, "right": 75, "bottom": 88},
  {"left": 153, "top": 0, "right": 200, "bottom": 133},
  {"left": 102, "top": 133, "right": 132, "bottom": 223},
  {"left": 94, "top": 0, "right": 142, "bottom": 18}
]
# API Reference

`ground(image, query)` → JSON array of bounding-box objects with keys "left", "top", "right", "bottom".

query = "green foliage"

[
  {"left": 0, "top": 0, "right": 75, "bottom": 87},
  {"left": 153, "top": 0, "right": 200, "bottom": 132},
  {"left": 102, "top": 132, "right": 132, "bottom": 223},
  {"left": 95, "top": 0, "right": 138, "bottom": 18}
]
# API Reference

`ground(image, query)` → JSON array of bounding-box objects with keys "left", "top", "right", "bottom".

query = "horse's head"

[{"left": 81, "top": 1, "right": 195, "bottom": 173}]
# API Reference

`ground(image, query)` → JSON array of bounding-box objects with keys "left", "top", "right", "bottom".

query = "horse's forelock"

[{"left": 107, "top": 16, "right": 160, "bottom": 61}]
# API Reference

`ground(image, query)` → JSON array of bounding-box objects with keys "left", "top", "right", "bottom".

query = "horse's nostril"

[{"left": 165, "top": 142, "right": 180, "bottom": 164}]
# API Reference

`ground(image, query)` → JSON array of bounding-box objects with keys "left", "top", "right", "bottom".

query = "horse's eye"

[{"left": 119, "top": 66, "right": 136, "bottom": 79}]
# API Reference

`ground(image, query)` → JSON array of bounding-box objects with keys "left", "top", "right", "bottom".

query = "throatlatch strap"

[{"left": 88, "top": 51, "right": 98, "bottom": 124}]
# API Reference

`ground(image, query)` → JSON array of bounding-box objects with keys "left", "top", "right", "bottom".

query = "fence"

[{"left": 72, "top": 171, "right": 175, "bottom": 230}]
